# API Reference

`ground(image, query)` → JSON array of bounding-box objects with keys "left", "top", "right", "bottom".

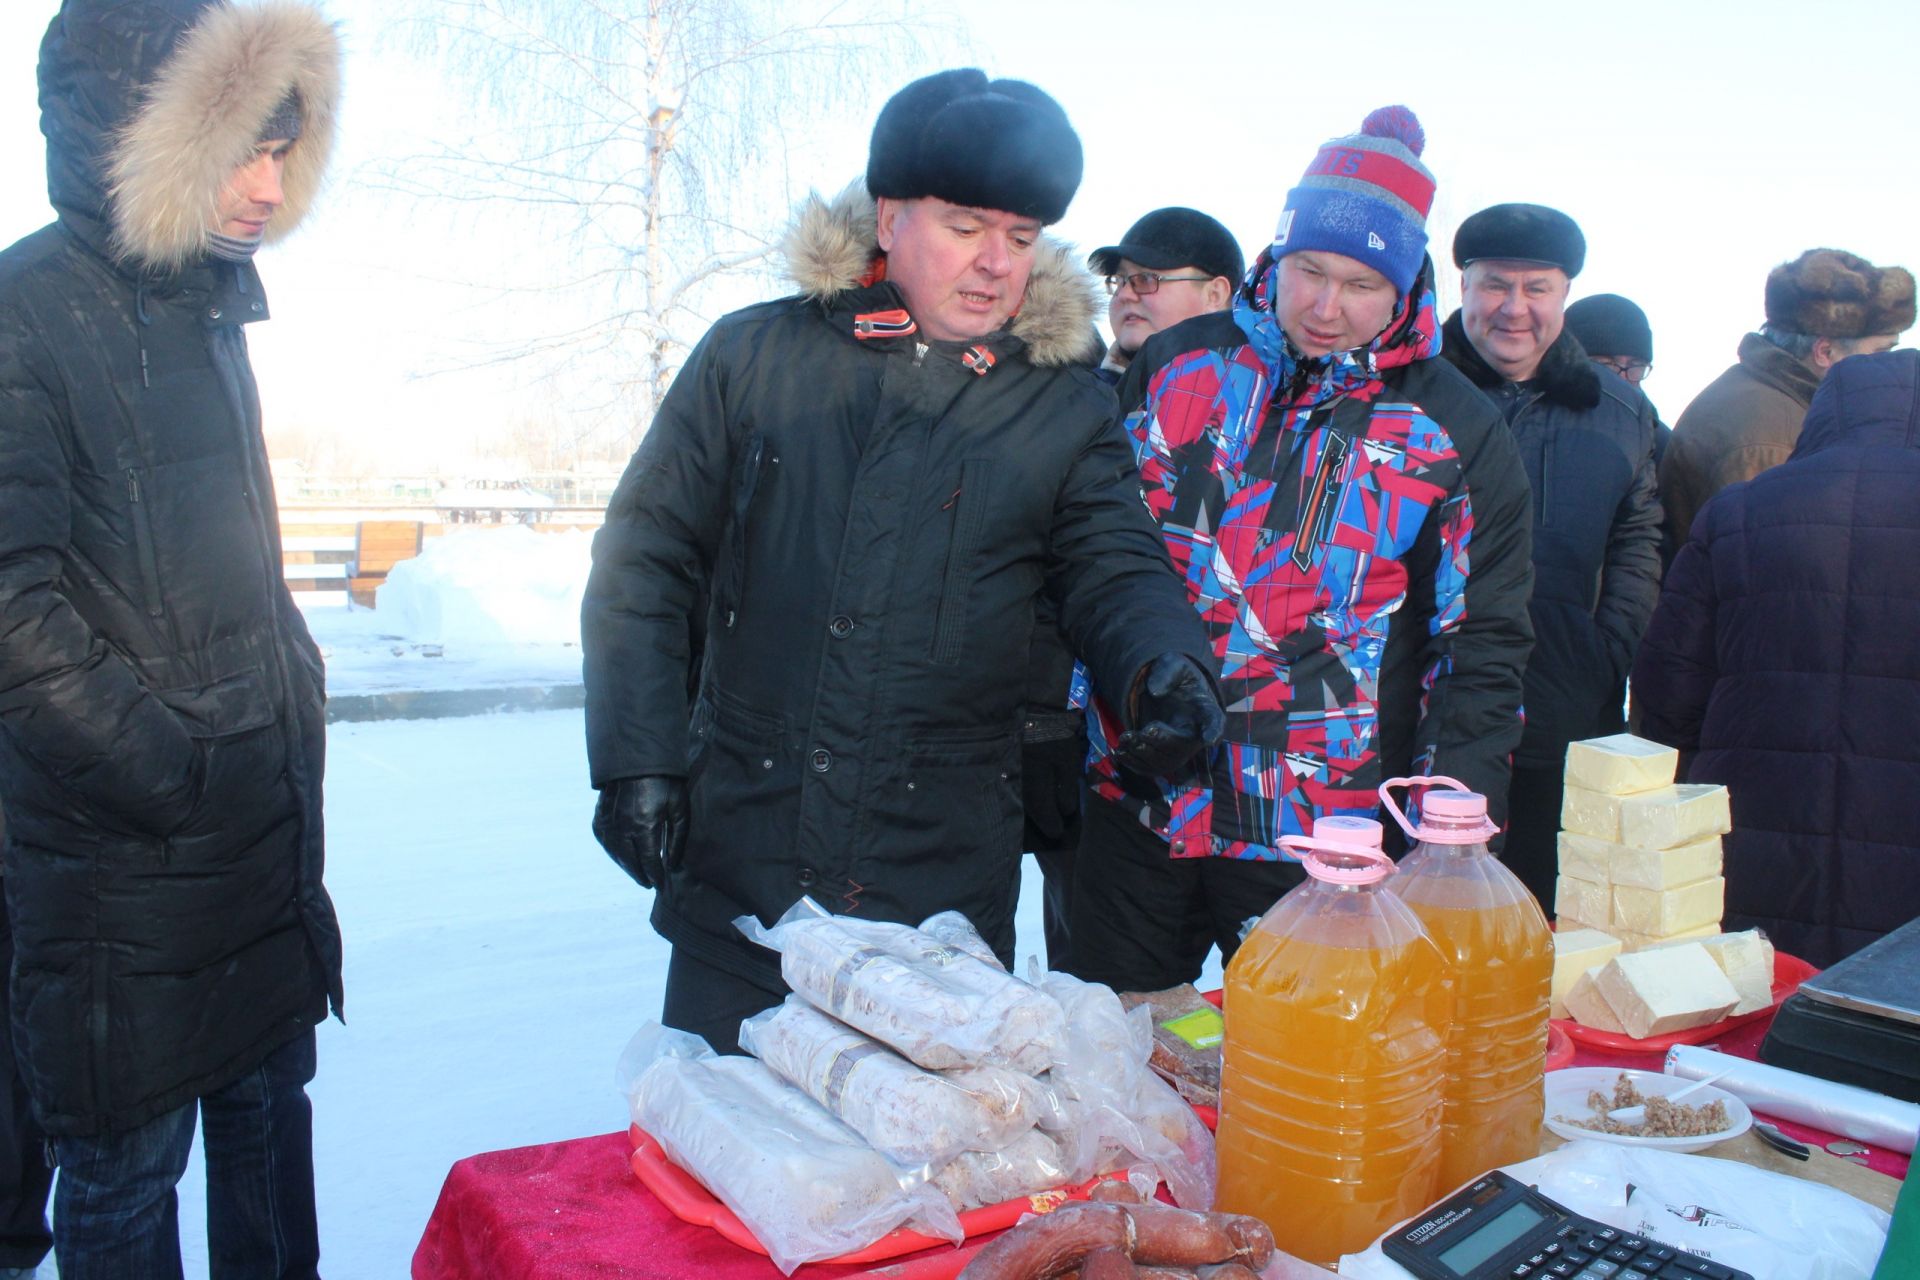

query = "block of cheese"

[
  {"left": 1612, "top": 876, "right": 1724, "bottom": 936},
  {"left": 1560, "top": 785, "right": 1625, "bottom": 841},
  {"left": 1556, "top": 831, "right": 1616, "bottom": 883},
  {"left": 1551, "top": 928, "right": 1623, "bottom": 1019},
  {"left": 1608, "top": 835, "right": 1723, "bottom": 890},
  {"left": 1593, "top": 945, "right": 1739, "bottom": 1038},
  {"left": 1554, "top": 874, "right": 1610, "bottom": 927},
  {"left": 1562, "top": 969, "right": 1626, "bottom": 1033},
  {"left": 1618, "top": 783, "right": 1732, "bottom": 850},
  {"left": 1649, "top": 929, "right": 1776, "bottom": 1015},
  {"left": 1612, "top": 921, "right": 1720, "bottom": 952},
  {"left": 1564, "top": 734, "right": 1679, "bottom": 795}
]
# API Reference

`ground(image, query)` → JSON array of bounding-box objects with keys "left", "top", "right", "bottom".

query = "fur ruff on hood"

[
  {"left": 1441, "top": 308, "right": 1601, "bottom": 411},
  {"left": 107, "top": 0, "right": 341, "bottom": 272},
  {"left": 777, "top": 182, "right": 1101, "bottom": 368}
]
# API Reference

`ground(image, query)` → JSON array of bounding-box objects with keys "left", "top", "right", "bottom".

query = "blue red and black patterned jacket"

[{"left": 1086, "top": 250, "right": 1535, "bottom": 859}]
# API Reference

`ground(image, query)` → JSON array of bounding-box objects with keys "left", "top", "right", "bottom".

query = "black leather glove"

[
  {"left": 592, "top": 775, "right": 689, "bottom": 889},
  {"left": 1116, "top": 652, "right": 1225, "bottom": 782}
]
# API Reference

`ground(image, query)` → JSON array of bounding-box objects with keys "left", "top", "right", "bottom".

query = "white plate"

[{"left": 1543, "top": 1067, "right": 1752, "bottom": 1153}]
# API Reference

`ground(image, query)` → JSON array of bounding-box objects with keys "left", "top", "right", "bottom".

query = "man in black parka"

[
  {"left": 0, "top": 2, "right": 343, "bottom": 1273},
  {"left": 1440, "top": 205, "right": 1663, "bottom": 909},
  {"left": 583, "top": 70, "right": 1222, "bottom": 1051}
]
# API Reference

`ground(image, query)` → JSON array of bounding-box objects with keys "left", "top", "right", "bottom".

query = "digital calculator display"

[{"left": 1437, "top": 1200, "right": 1547, "bottom": 1275}]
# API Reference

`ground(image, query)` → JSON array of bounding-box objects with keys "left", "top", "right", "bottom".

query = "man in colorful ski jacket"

[{"left": 1069, "top": 108, "right": 1534, "bottom": 993}]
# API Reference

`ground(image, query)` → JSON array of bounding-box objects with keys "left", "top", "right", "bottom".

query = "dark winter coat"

[
  {"left": 582, "top": 185, "right": 1211, "bottom": 986},
  {"left": 1441, "top": 315, "right": 1663, "bottom": 769},
  {"left": 1632, "top": 349, "right": 1920, "bottom": 966},
  {"left": 1660, "top": 332, "right": 1822, "bottom": 554},
  {"left": 1081, "top": 255, "right": 1535, "bottom": 856},
  {"left": 0, "top": 0, "right": 343, "bottom": 1137}
]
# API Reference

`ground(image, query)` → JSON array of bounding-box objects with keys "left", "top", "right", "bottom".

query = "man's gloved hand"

[
  {"left": 1117, "top": 652, "right": 1225, "bottom": 782},
  {"left": 592, "top": 775, "right": 689, "bottom": 889}
]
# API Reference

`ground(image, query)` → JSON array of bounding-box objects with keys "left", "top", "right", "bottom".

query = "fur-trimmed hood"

[
  {"left": 38, "top": 0, "right": 341, "bottom": 273},
  {"left": 777, "top": 182, "right": 1102, "bottom": 369},
  {"left": 1440, "top": 308, "right": 1601, "bottom": 411}
]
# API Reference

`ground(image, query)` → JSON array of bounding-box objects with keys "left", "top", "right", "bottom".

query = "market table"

[{"left": 411, "top": 1013, "right": 1909, "bottom": 1280}]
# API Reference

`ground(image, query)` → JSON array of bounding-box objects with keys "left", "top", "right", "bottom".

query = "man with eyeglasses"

[
  {"left": 1439, "top": 204, "right": 1663, "bottom": 911},
  {"left": 1661, "top": 248, "right": 1913, "bottom": 556},
  {"left": 1090, "top": 209, "right": 1244, "bottom": 382},
  {"left": 1015, "top": 207, "right": 1244, "bottom": 973},
  {"left": 1061, "top": 108, "right": 1534, "bottom": 996}
]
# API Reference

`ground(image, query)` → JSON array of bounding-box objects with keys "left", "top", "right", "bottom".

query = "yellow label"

[{"left": 1160, "top": 1006, "right": 1224, "bottom": 1049}]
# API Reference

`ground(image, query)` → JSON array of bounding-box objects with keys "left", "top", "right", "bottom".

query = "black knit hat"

[
  {"left": 1565, "top": 294, "right": 1653, "bottom": 362},
  {"left": 866, "top": 68, "right": 1082, "bottom": 225},
  {"left": 1454, "top": 203, "right": 1586, "bottom": 277},
  {"left": 257, "top": 89, "right": 304, "bottom": 144},
  {"left": 1090, "top": 207, "right": 1244, "bottom": 284}
]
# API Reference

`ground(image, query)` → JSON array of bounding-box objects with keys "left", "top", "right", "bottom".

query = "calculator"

[{"left": 1381, "top": 1170, "right": 1753, "bottom": 1280}]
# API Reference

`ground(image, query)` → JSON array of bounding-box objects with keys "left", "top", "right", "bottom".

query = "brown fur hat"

[{"left": 1764, "top": 249, "right": 1916, "bottom": 338}]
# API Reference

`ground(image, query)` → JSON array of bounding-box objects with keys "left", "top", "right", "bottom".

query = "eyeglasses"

[
  {"left": 1597, "top": 355, "right": 1653, "bottom": 384},
  {"left": 1105, "top": 272, "right": 1212, "bottom": 296}
]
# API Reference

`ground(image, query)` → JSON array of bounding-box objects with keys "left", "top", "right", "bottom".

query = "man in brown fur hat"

[
  {"left": 1662, "top": 248, "right": 1915, "bottom": 549},
  {"left": 0, "top": 2, "right": 342, "bottom": 1274},
  {"left": 583, "top": 69, "right": 1218, "bottom": 1052}
]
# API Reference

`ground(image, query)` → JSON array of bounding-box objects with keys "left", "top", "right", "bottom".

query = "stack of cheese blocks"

[
  {"left": 1549, "top": 734, "right": 1771, "bottom": 1039},
  {"left": 1554, "top": 733, "right": 1731, "bottom": 948}
]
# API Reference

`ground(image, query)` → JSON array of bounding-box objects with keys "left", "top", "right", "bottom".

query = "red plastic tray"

[
  {"left": 1551, "top": 950, "right": 1816, "bottom": 1054},
  {"left": 627, "top": 1124, "right": 1130, "bottom": 1267}
]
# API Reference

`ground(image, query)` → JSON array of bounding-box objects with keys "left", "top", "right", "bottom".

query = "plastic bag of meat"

[
  {"left": 736, "top": 898, "right": 1066, "bottom": 1073},
  {"left": 1037, "top": 969, "right": 1218, "bottom": 1211},
  {"left": 930, "top": 1128, "right": 1077, "bottom": 1211},
  {"left": 738, "top": 996, "right": 1045, "bottom": 1169},
  {"left": 618, "top": 1024, "right": 962, "bottom": 1274},
  {"left": 1117, "top": 984, "right": 1223, "bottom": 1109},
  {"left": 917, "top": 909, "right": 1008, "bottom": 969}
]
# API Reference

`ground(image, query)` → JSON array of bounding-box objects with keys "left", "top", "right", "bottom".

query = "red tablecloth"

[{"left": 412, "top": 1015, "right": 1910, "bottom": 1279}]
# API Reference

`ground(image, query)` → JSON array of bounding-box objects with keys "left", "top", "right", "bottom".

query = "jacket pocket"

[
  {"left": 931, "top": 460, "right": 992, "bottom": 665},
  {"left": 124, "top": 468, "right": 166, "bottom": 621},
  {"left": 716, "top": 431, "right": 775, "bottom": 631},
  {"left": 152, "top": 664, "right": 279, "bottom": 740}
]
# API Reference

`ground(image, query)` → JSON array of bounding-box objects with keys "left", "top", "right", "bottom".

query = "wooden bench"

[{"left": 282, "top": 528, "right": 357, "bottom": 608}]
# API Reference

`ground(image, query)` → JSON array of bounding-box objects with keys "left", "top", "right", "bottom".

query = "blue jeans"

[{"left": 51, "top": 1029, "right": 319, "bottom": 1280}]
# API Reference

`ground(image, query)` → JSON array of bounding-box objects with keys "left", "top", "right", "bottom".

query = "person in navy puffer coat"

[{"left": 1632, "top": 348, "right": 1920, "bottom": 966}]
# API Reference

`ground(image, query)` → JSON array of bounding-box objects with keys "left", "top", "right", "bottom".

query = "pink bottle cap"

[
  {"left": 1280, "top": 815, "right": 1393, "bottom": 884},
  {"left": 1379, "top": 775, "right": 1501, "bottom": 843}
]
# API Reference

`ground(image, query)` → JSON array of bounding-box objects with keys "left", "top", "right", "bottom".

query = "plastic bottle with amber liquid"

[
  {"left": 1382, "top": 776, "right": 1552, "bottom": 1192},
  {"left": 1216, "top": 815, "right": 1452, "bottom": 1265}
]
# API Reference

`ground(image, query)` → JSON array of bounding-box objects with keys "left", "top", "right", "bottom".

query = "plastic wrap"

[
  {"left": 617, "top": 1024, "right": 962, "bottom": 1274},
  {"left": 1037, "top": 968, "right": 1218, "bottom": 1209},
  {"left": 738, "top": 996, "right": 1043, "bottom": 1169},
  {"left": 930, "top": 1128, "right": 1075, "bottom": 1211},
  {"left": 1664, "top": 1044, "right": 1920, "bottom": 1154},
  {"left": 737, "top": 899, "right": 1065, "bottom": 1073}
]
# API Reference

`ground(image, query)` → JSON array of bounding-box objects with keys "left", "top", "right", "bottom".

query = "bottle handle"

[
  {"left": 1279, "top": 833, "right": 1394, "bottom": 884},
  {"left": 1377, "top": 774, "right": 1470, "bottom": 839}
]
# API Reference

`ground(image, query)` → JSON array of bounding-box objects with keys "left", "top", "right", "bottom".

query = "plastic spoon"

[{"left": 1608, "top": 1071, "right": 1730, "bottom": 1125}]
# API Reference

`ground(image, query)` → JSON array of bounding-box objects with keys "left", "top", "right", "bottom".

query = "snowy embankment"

[{"left": 301, "top": 526, "right": 592, "bottom": 698}]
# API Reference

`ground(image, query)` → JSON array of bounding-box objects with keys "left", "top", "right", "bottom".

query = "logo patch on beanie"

[
  {"left": 1367, "top": 232, "right": 1387, "bottom": 252},
  {"left": 1274, "top": 210, "right": 1295, "bottom": 247}
]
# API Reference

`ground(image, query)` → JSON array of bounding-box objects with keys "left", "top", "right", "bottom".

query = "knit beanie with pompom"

[{"left": 1270, "top": 105, "right": 1435, "bottom": 295}]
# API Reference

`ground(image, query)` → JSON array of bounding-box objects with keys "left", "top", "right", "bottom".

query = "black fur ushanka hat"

[{"left": 866, "top": 68, "right": 1082, "bottom": 225}]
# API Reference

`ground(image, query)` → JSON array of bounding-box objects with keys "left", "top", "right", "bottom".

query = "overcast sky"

[{"left": 3, "top": 0, "right": 1917, "bottom": 469}]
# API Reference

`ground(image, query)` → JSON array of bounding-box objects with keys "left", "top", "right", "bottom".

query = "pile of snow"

[{"left": 374, "top": 525, "right": 592, "bottom": 646}]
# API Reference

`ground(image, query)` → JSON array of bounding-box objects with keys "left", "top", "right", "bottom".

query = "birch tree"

[{"left": 387, "top": 0, "right": 942, "bottom": 457}]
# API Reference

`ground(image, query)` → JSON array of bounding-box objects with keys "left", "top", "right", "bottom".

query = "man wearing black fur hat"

[
  {"left": 1661, "top": 248, "right": 1914, "bottom": 552},
  {"left": 0, "top": 1, "right": 343, "bottom": 1274},
  {"left": 583, "top": 69, "right": 1220, "bottom": 1050},
  {"left": 1441, "top": 203, "right": 1663, "bottom": 910}
]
